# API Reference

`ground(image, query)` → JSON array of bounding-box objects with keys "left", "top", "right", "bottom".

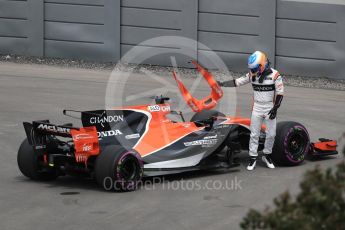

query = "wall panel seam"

[
  {"left": 276, "top": 17, "right": 336, "bottom": 24},
  {"left": 199, "top": 49, "right": 252, "bottom": 55},
  {"left": 0, "top": 35, "right": 28, "bottom": 39},
  {"left": 121, "top": 6, "right": 181, "bottom": 12},
  {"left": 44, "top": 2, "right": 104, "bottom": 7},
  {"left": 276, "top": 36, "right": 336, "bottom": 43},
  {"left": 45, "top": 20, "right": 104, "bottom": 26},
  {"left": 121, "top": 43, "right": 180, "bottom": 50},
  {"left": 198, "top": 30, "right": 259, "bottom": 37},
  {"left": 45, "top": 38, "right": 104, "bottom": 44},
  {"left": 198, "top": 11, "right": 258, "bottom": 18},
  {"left": 276, "top": 55, "right": 335, "bottom": 62},
  {"left": 0, "top": 17, "right": 27, "bottom": 21},
  {"left": 121, "top": 24, "right": 180, "bottom": 31}
]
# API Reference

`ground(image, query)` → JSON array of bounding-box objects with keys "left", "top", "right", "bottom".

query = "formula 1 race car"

[{"left": 17, "top": 61, "right": 338, "bottom": 191}]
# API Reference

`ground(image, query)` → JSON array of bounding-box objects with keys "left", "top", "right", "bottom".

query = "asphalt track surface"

[{"left": 0, "top": 63, "right": 344, "bottom": 230}]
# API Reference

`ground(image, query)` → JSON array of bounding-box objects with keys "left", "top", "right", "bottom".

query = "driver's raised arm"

[{"left": 217, "top": 73, "right": 251, "bottom": 87}]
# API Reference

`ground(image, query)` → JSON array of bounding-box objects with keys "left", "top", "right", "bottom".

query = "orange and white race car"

[{"left": 18, "top": 62, "right": 338, "bottom": 191}]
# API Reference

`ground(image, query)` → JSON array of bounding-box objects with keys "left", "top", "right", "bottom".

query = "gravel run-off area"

[{"left": 1, "top": 54, "right": 345, "bottom": 91}]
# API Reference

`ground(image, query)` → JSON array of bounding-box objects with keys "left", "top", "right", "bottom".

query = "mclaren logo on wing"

[{"left": 37, "top": 124, "right": 71, "bottom": 134}]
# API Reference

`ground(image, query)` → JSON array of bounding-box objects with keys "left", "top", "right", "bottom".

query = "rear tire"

[
  {"left": 272, "top": 121, "right": 310, "bottom": 166},
  {"left": 95, "top": 145, "right": 143, "bottom": 192},
  {"left": 17, "top": 139, "right": 57, "bottom": 180}
]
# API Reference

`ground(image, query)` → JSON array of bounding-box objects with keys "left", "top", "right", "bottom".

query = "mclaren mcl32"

[{"left": 18, "top": 61, "right": 338, "bottom": 191}]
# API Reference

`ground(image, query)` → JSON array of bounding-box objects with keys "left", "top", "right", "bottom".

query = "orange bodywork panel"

[
  {"left": 172, "top": 60, "right": 223, "bottom": 112},
  {"left": 70, "top": 126, "right": 100, "bottom": 164},
  {"left": 121, "top": 104, "right": 204, "bottom": 157},
  {"left": 133, "top": 121, "right": 203, "bottom": 157},
  {"left": 313, "top": 140, "right": 337, "bottom": 152}
]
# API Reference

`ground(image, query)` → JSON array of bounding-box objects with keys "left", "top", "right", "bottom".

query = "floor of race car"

[{"left": 0, "top": 63, "right": 344, "bottom": 230}]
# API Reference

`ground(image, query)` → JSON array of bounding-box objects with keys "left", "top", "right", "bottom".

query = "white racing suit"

[{"left": 235, "top": 68, "right": 284, "bottom": 157}]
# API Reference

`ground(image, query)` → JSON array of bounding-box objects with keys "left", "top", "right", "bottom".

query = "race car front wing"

[{"left": 309, "top": 138, "right": 338, "bottom": 157}]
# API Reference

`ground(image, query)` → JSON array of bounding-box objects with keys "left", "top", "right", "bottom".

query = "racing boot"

[
  {"left": 247, "top": 157, "right": 257, "bottom": 171},
  {"left": 262, "top": 154, "right": 275, "bottom": 169}
]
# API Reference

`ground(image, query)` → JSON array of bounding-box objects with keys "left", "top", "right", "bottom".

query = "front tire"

[
  {"left": 17, "top": 139, "right": 58, "bottom": 180},
  {"left": 95, "top": 145, "right": 143, "bottom": 192},
  {"left": 272, "top": 121, "right": 310, "bottom": 166}
]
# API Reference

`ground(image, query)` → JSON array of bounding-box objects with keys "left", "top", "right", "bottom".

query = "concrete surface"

[{"left": 0, "top": 63, "right": 344, "bottom": 230}]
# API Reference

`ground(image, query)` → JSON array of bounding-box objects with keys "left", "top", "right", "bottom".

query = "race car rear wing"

[
  {"left": 24, "top": 120, "right": 74, "bottom": 139},
  {"left": 23, "top": 120, "right": 99, "bottom": 159}
]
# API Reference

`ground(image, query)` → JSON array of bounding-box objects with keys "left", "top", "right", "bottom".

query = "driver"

[{"left": 217, "top": 51, "right": 284, "bottom": 170}]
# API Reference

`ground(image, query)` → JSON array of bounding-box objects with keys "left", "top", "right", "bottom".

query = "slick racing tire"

[
  {"left": 95, "top": 145, "right": 143, "bottom": 192},
  {"left": 17, "top": 139, "right": 58, "bottom": 181},
  {"left": 190, "top": 110, "right": 225, "bottom": 127},
  {"left": 272, "top": 121, "right": 310, "bottom": 166}
]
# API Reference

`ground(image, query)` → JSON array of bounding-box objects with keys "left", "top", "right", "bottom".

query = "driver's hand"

[
  {"left": 249, "top": 71, "right": 258, "bottom": 78},
  {"left": 267, "top": 107, "right": 278, "bottom": 119},
  {"left": 216, "top": 81, "right": 224, "bottom": 87}
]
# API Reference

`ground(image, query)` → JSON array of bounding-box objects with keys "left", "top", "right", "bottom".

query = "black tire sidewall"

[
  {"left": 95, "top": 145, "right": 143, "bottom": 191},
  {"left": 272, "top": 121, "right": 310, "bottom": 166},
  {"left": 17, "top": 139, "right": 37, "bottom": 178},
  {"left": 17, "top": 138, "right": 57, "bottom": 180},
  {"left": 114, "top": 151, "right": 143, "bottom": 191}
]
